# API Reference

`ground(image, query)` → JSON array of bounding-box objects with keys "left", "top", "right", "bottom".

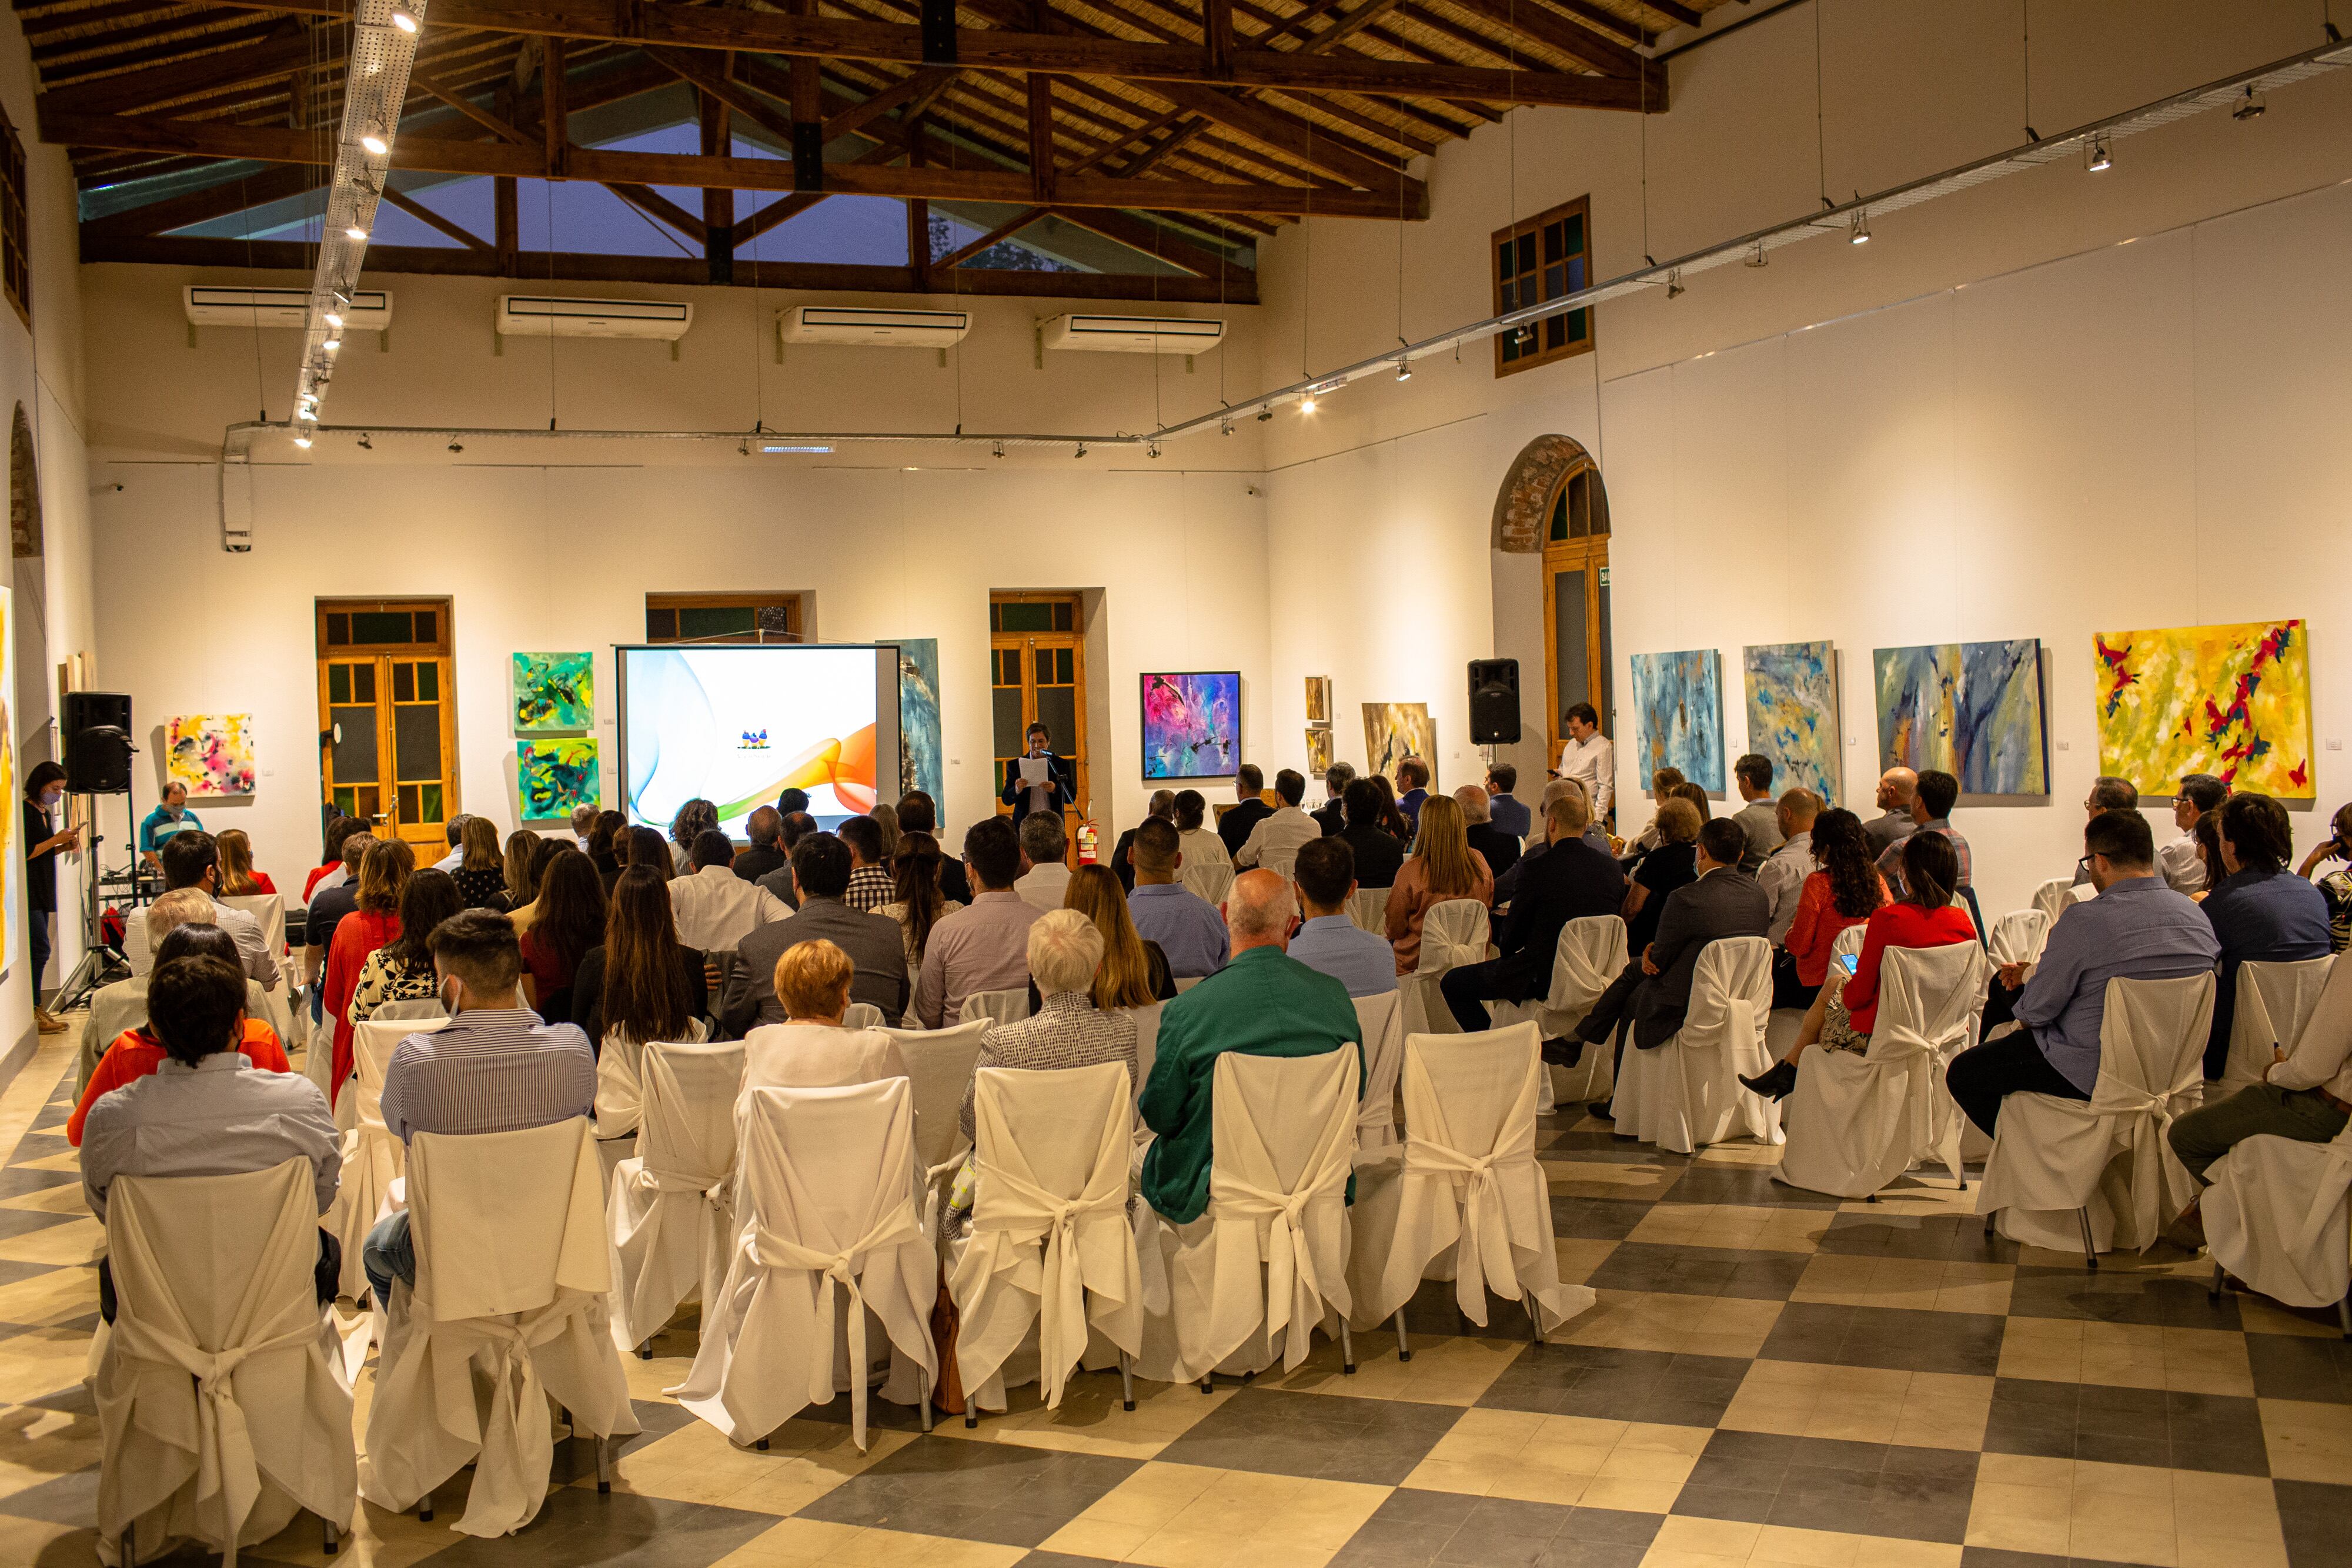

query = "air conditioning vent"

[
  {"left": 780, "top": 305, "right": 973, "bottom": 347},
  {"left": 1041, "top": 313, "right": 1225, "bottom": 354},
  {"left": 185, "top": 286, "right": 392, "bottom": 330},
  {"left": 496, "top": 295, "right": 694, "bottom": 340}
]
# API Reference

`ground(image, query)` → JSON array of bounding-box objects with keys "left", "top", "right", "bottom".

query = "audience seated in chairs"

[
  {"left": 946, "top": 910, "right": 1140, "bottom": 1238},
  {"left": 1384, "top": 793, "right": 1494, "bottom": 977},
  {"left": 723, "top": 830, "right": 910, "bottom": 1033},
  {"left": 1865, "top": 767, "right": 1919, "bottom": 856},
  {"left": 1485, "top": 763, "right": 1530, "bottom": 841},
  {"left": 1876, "top": 769, "right": 1970, "bottom": 901},
  {"left": 1947, "top": 811, "right": 2220, "bottom": 1137},
  {"left": 450, "top": 815, "right": 507, "bottom": 909},
  {"left": 1237, "top": 769, "right": 1318, "bottom": 874},
  {"left": 1139, "top": 870, "right": 1361, "bottom": 1225},
  {"left": 1441, "top": 788, "right": 1625, "bottom": 1035},
  {"left": 213, "top": 828, "right": 275, "bottom": 896},
  {"left": 1621, "top": 798, "right": 1703, "bottom": 958},
  {"left": 87, "top": 890, "right": 277, "bottom": 1091},
  {"left": 1218, "top": 764, "right": 1272, "bottom": 860},
  {"left": 1455, "top": 784, "right": 1522, "bottom": 881},
  {"left": 2159, "top": 774, "right": 2228, "bottom": 895},
  {"left": 670, "top": 829, "right": 789, "bottom": 953},
  {"left": 360, "top": 909, "right": 595, "bottom": 1306},
  {"left": 161, "top": 831, "right": 280, "bottom": 992},
  {"left": 1014, "top": 811, "right": 1074, "bottom": 912},
  {"left": 73, "top": 922, "right": 290, "bottom": 1146},
  {"left": 517, "top": 848, "right": 605, "bottom": 1025},
  {"left": 1312, "top": 764, "right": 1355, "bottom": 838},
  {"left": 499, "top": 829, "right": 549, "bottom": 919},
  {"left": 1729, "top": 754, "right": 1785, "bottom": 871},
  {"left": 1335, "top": 778, "right": 1407, "bottom": 891},
  {"left": 1549, "top": 818, "right": 1770, "bottom": 1115},
  {"left": 587, "top": 811, "right": 626, "bottom": 888},
  {"left": 1494, "top": 779, "right": 1612, "bottom": 906},
  {"left": 303, "top": 813, "right": 369, "bottom": 905},
  {"left": 881, "top": 830, "right": 962, "bottom": 974},
  {"left": 1170, "top": 790, "right": 1232, "bottom": 905},
  {"left": 324, "top": 837, "right": 415, "bottom": 1099},
  {"left": 2072, "top": 776, "right": 2141, "bottom": 887},
  {"left": 350, "top": 868, "right": 464, "bottom": 1024},
  {"left": 301, "top": 831, "right": 374, "bottom": 1024},
  {"left": 1619, "top": 768, "right": 1686, "bottom": 862},
  {"left": 1742, "top": 832, "right": 1976, "bottom": 1101},
  {"left": 1063, "top": 863, "right": 1177, "bottom": 1006},
  {"left": 1286, "top": 837, "right": 1401, "bottom": 998},
  {"left": 914, "top": 815, "right": 1043, "bottom": 1028},
  {"left": 755, "top": 816, "right": 817, "bottom": 908},
  {"left": 1127, "top": 817, "right": 1230, "bottom": 982},
  {"left": 83, "top": 953, "right": 340, "bottom": 1322},
  {"left": 733, "top": 807, "right": 790, "bottom": 887},
  {"left": 2199, "top": 791, "right": 2332, "bottom": 1080},
  {"left": 575, "top": 864, "right": 708, "bottom": 1057},
  {"left": 1772, "top": 808, "right": 1888, "bottom": 1012},
  {"left": 1394, "top": 757, "right": 1433, "bottom": 830},
  {"left": 738, "top": 939, "right": 908, "bottom": 1098},
  {"left": 1110, "top": 791, "right": 1176, "bottom": 894},
  {"left": 897, "top": 792, "right": 972, "bottom": 904},
  {"left": 1368, "top": 773, "right": 1415, "bottom": 844},
  {"left": 669, "top": 798, "right": 722, "bottom": 877},
  {"left": 2294, "top": 800, "right": 2352, "bottom": 951}
]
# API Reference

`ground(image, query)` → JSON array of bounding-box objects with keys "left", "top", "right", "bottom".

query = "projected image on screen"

[{"left": 621, "top": 646, "right": 883, "bottom": 837}]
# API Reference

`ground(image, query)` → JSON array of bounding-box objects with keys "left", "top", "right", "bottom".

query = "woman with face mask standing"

[{"left": 22, "top": 762, "right": 78, "bottom": 1034}]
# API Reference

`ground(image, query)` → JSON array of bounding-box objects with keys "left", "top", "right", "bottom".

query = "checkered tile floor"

[{"left": 2, "top": 1025, "right": 2350, "bottom": 1568}]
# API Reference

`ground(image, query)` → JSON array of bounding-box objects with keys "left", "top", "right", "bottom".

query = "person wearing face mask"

[
  {"left": 998, "top": 721, "right": 1073, "bottom": 830},
  {"left": 361, "top": 908, "right": 594, "bottom": 1306},
  {"left": 22, "top": 763, "right": 79, "bottom": 1034},
  {"left": 136, "top": 781, "right": 203, "bottom": 877}
]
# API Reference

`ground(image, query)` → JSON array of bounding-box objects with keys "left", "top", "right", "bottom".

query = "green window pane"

[
  {"left": 332, "top": 785, "right": 358, "bottom": 816},
  {"left": 1036, "top": 687, "right": 1077, "bottom": 756},
  {"left": 330, "top": 706, "right": 377, "bottom": 783},
  {"left": 1549, "top": 492, "right": 1568, "bottom": 542},
  {"left": 417, "top": 662, "right": 439, "bottom": 701},
  {"left": 1554, "top": 569, "right": 1589, "bottom": 726},
  {"left": 419, "top": 784, "right": 443, "bottom": 823},
  {"left": 988, "top": 603, "right": 1003, "bottom": 633},
  {"left": 1055, "top": 648, "right": 1073, "bottom": 684},
  {"left": 1496, "top": 243, "right": 1512, "bottom": 283},
  {"left": 678, "top": 606, "right": 755, "bottom": 640},
  {"left": 352, "top": 610, "right": 411, "bottom": 644},
  {"left": 328, "top": 664, "right": 351, "bottom": 704},
  {"left": 647, "top": 608, "right": 678, "bottom": 641},
  {"left": 1034, "top": 649, "right": 1055, "bottom": 685},
  {"left": 997, "top": 601, "right": 1053, "bottom": 633},
  {"left": 1563, "top": 213, "right": 1582, "bottom": 253},
  {"left": 1568, "top": 308, "right": 1588, "bottom": 343},
  {"left": 1053, "top": 601, "right": 1073, "bottom": 632}
]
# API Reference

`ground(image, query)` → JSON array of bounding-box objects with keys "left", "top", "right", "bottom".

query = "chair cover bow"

[{"left": 751, "top": 1209, "right": 923, "bottom": 1447}]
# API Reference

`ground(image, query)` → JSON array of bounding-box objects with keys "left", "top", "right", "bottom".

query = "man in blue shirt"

[
  {"left": 1285, "top": 837, "right": 1395, "bottom": 997},
  {"left": 137, "top": 781, "right": 203, "bottom": 873},
  {"left": 1126, "top": 818, "right": 1230, "bottom": 979},
  {"left": 1947, "top": 812, "right": 2219, "bottom": 1136},
  {"left": 2199, "top": 791, "right": 2332, "bottom": 1078}
]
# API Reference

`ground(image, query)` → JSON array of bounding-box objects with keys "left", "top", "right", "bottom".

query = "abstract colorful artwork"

[
  {"left": 1629, "top": 649, "right": 1725, "bottom": 793},
  {"left": 1362, "top": 702, "right": 1437, "bottom": 790},
  {"left": 164, "top": 713, "right": 258, "bottom": 797},
  {"left": 519, "top": 738, "right": 600, "bottom": 820},
  {"left": 1304, "top": 727, "right": 1334, "bottom": 776},
  {"left": 1743, "top": 642, "right": 1842, "bottom": 803},
  {"left": 1142, "top": 672, "right": 1241, "bottom": 780},
  {"left": 890, "top": 637, "right": 944, "bottom": 804},
  {"left": 2093, "top": 619, "right": 2313, "bottom": 797},
  {"left": 512, "top": 651, "right": 594, "bottom": 733},
  {"left": 1305, "top": 676, "right": 1332, "bottom": 726},
  {"left": 1873, "top": 640, "right": 2047, "bottom": 795}
]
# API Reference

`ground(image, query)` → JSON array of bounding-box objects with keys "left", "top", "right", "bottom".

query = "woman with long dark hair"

[
  {"left": 878, "top": 830, "right": 959, "bottom": 970},
  {"left": 519, "top": 848, "right": 605, "bottom": 1024},
  {"left": 1779, "top": 809, "right": 1889, "bottom": 1008},
  {"left": 574, "top": 864, "right": 705, "bottom": 1055},
  {"left": 324, "top": 835, "right": 415, "bottom": 1100},
  {"left": 587, "top": 809, "right": 626, "bottom": 877},
  {"left": 21, "top": 761, "right": 76, "bottom": 1033},
  {"left": 1743, "top": 831, "right": 1975, "bottom": 1100},
  {"left": 350, "top": 867, "right": 463, "bottom": 1022}
]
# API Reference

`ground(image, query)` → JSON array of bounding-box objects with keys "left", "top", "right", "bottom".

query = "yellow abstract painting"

[
  {"left": 2093, "top": 618, "right": 2314, "bottom": 798},
  {"left": 1362, "top": 702, "right": 1436, "bottom": 790}
]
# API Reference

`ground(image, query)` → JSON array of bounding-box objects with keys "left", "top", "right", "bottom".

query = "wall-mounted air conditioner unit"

[
  {"left": 1041, "top": 313, "right": 1225, "bottom": 354},
  {"left": 496, "top": 295, "right": 694, "bottom": 340},
  {"left": 780, "top": 305, "right": 973, "bottom": 347},
  {"left": 184, "top": 286, "right": 393, "bottom": 330}
]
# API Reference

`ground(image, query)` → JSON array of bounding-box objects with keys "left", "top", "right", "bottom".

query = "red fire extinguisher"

[{"left": 1077, "top": 818, "right": 1101, "bottom": 865}]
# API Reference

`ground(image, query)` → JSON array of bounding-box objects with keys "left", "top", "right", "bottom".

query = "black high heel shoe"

[{"left": 1739, "top": 1059, "right": 1799, "bottom": 1101}]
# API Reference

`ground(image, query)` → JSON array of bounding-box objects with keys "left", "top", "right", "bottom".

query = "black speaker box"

[
  {"left": 64, "top": 690, "right": 133, "bottom": 794},
  {"left": 1468, "top": 658, "right": 1522, "bottom": 745}
]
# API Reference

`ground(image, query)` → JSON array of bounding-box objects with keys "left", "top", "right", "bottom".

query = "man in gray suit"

[
  {"left": 1547, "top": 818, "right": 1772, "bottom": 1111},
  {"left": 1865, "top": 767, "right": 1919, "bottom": 855},
  {"left": 1729, "top": 754, "right": 1783, "bottom": 872},
  {"left": 720, "top": 831, "right": 909, "bottom": 1034}
]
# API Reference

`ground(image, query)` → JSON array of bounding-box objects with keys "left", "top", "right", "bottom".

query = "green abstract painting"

[
  {"left": 519, "top": 738, "right": 599, "bottom": 820},
  {"left": 513, "top": 650, "right": 594, "bottom": 733}
]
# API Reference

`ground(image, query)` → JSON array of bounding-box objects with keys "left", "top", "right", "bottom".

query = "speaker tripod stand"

[{"left": 51, "top": 791, "right": 134, "bottom": 1017}]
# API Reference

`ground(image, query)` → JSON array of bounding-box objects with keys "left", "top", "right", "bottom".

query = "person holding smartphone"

[
  {"left": 1000, "top": 721, "right": 1073, "bottom": 830},
  {"left": 2296, "top": 801, "right": 2352, "bottom": 955}
]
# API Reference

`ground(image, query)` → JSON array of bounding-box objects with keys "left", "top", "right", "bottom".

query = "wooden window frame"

[
  {"left": 315, "top": 597, "right": 459, "bottom": 847},
  {"left": 990, "top": 591, "right": 1090, "bottom": 863},
  {"left": 1492, "top": 195, "right": 1592, "bottom": 379},
  {"left": 645, "top": 590, "right": 807, "bottom": 644},
  {"left": 1538, "top": 459, "right": 1613, "bottom": 783},
  {"left": 0, "top": 103, "right": 26, "bottom": 329}
]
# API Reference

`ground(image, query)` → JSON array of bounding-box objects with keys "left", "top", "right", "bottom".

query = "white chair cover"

[
  {"left": 1611, "top": 937, "right": 1780, "bottom": 1155},
  {"left": 125, "top": 917, "right": 155, "bottom": 978},
  {"left": 1978, "top": 972, "right": 2215, "bottom": 1255},
  {"left": 1488, "top": 916, "right": 1628, "bottom": 1112},
  {"left": 1183, "top": 857, "right": 1235, "bottom": 910},
  {"left": 1347, "top": 1023, "right": 1593, "bottom": 1335},
  {"left": 607, "top": 1039, "right": 746, "bottom": 1353},
  {"left": 371, "top": 998, "right": 449, "bottom": 1022},
  {"left": 96, "top": 1160, "right": 355, "bottom": 1567},
  {"left": 1989, "top": 910, "right": 2052, "bottom": 973},
  {"left": 948, "top": 1062, "right": 1142, "bottom": 1410},
  {"left": 1399, "top": 899, "right": 1491, "bottom": 1037},
  {"left": 2206, "top": 1124, "right": 2352, "bottom": 1310},
  {"left": 361, "top": 1118, "right": 639, "bottom": 1537},
  {"left": 960, "top": 988, "right": 1033, "bottom": 1029},
  {"left": 1174, "top": 976, "right": 1205, "bottom": 994},
  {"left": 331, "top": 1017, "right": 445, "bottom": 1302},
  {"left": 878, "top": 1018, "right": 992, "bottom": 1181},
  {"left": 843, "top": 1002, "right": 886, "bottom": 1030},
  {"left": 596, "top": 1017, "right": 711, "bottom": 1141},
  {"left": 1778, "top": 942, "right": 1991, "bottom": 1199},
  {"left": 219, "top": 894, "right": 288, "bottom": 961},
  {"left": 1348, "top": 887, "right": 1391, "bottom": 936},
  {"left": 2221, "top": 956, "right": 2335, "bottom": 1091},
  {"left": 673, "top": 1081, "right": 936, "bottom": 1450},
  {"left": 1134, "top": 1048, "right": 1357, "bottom": 1384},
  {"left": 1353, "top": 991, "right": 1406, "bottom": 1152},
  {"left": 1123, "top": 1004, "right": 1162, "bottom": 1106},
  {"left": 2031, "top": 877, "right": 2094, "bottom": 924}
]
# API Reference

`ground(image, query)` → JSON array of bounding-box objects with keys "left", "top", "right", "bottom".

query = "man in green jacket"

[{"left": 1140, "top": 869, "right": 1364, "bottom": 1224}]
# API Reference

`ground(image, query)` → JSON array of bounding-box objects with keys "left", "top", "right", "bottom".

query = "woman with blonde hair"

[
  {"left": 738, "top": 938, "right": 908, "bottom": 1098},
  {"left": 452, "top": 815, "right": 507, "bottom": 909},
  {"left": 1622, "top": 768, "right": 1689, "bottom": 860},
  {"left": 323, "top": 835, "right": 415, "bottom": 1102},
  {"left": 1063, "top": 863, "right": 1175, "bottom": 1008},
  {"left": 1624, "top": 796, "right": 1703, "bottom": 953},
  {"left": 1384, "top": 792, "right": 1494, "bottom": 975},
  {"left": 213, "top": 828, "right": 275, "bottom": 895}
]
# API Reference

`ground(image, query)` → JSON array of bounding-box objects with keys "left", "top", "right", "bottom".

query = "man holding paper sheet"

[{"left": 1000, "top": 721, "right": 1074, "bottom": 828}]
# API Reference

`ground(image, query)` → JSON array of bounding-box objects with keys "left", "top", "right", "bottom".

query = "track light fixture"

[
  {"left": 1148, "top": 443, "right": 1162, "bottom": 459},
  {"left": 1219, "top": 420, "right": 1233, "bottom": 436},
  {"left": 390, "top": 7, "right": 417, "bottom": 31},
  {"left": 2233, "top": 87, "right": 2266, "bottom": 120},
  {"left": 293, "top": 429, "right": 313, "bottom": 449},
  {"left": 1848, "top": 210, "right": 1872, "bottom": 245},
  {"left": 323, "top": 337, "right": 341, "bottom": 352},
  {"left": 738, "top": 438, "right": 750, "bottom": 456},
  {"left": 357, "top": 432, "right": 373, "bottom": 450},
  {"left": 1074, "top": 443, "right": 1087, "bottom": 458},
  {"left": 360, "top": 123, "right": 389, "bottom": 156},
  {"left": 447, "top": 439, "right": 463, "bottom": 453},
  {"left": 323, "top": 310, "right": 344, "bottom": 329},
  {"left": 2086, "top": 133, "right": 2112, "bottom": 172},
  {"left": 1746, "top": 240, "right": 1769, "bottom": 268},
  {"left": 1395, "top": 360, "right": 1412, "bottom": 382},
  {"left": 1256, "top": 407, "right": 1272, "bottom": 422},
  {"left": 1299, "top": 393, "right": 1318, "bottom": 414},
  {"left": 344, "top": 225, "right": 368, "bottom": 241},
  {"left": 1666, "top": 268, "right": 1685, "bottom": 299},
  {"left": 991, "top": 441, "right": 1005, "bottom": 458}
]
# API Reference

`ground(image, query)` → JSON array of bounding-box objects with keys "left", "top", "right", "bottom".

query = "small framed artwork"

[
  {"left": 1305, "top": 675, "right": 1332, "bottom": 726},
  {"left": 1141, "top": 671, "right": 1241, "bottom": 780},
  {"left": 1305, "top": 727, "right": 1334, "bottom": 775}
]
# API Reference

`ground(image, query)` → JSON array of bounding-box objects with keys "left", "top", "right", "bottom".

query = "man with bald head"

[
  {"left": 1138, "top": 868, "right": 1364, "bottom": 1224},
  {"left": 1866, "top": 768, "right": 1918, "bottom": 855}
]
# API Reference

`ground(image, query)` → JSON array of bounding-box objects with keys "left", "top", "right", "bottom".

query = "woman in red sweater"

[
  {"left": 1743, "top": 831, "right": 1976, "bottom": 1101},
  {"left": 324, "top": 836, "right": 415, "bottom": 1103},
  {"left": 1781, "top": 810, "right": 1890, "bottom": 1006}
]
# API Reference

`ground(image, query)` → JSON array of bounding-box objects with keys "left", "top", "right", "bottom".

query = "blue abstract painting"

[
  {"left": 1873, "top": 639, "right": 2048, "bottom": 796},
  {"left": 1142, "top": 673, "right": 1241, "bottom": 780},
  {"left": 1629, "top": 648, "right": 1725, "bottom": 793},
  {"left": 1743, "top": 641, "right": 1842, "bottom": 803},
  {"left": 888, "top": 637, "right": 944, "bottom": 804}
]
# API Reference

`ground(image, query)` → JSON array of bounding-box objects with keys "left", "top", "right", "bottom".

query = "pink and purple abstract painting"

[{"left": 1141, "top": 672, "right": 1240, "bottom": 780}]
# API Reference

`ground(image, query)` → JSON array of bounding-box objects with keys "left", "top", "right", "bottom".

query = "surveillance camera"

[{"left": 111, "top": 482, "right": 125, "bottom": 493}]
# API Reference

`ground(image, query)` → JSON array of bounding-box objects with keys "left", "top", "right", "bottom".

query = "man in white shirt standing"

[
  {"left": 1014, "top": 811, "right": 1074, "bottom": 912},
  {"left": 668, "top": 829, "right": 789, "bottom": 952},
  {"left": 2158, "top": 773, "right": 2226, "bottom": 895},
  {"left": 1555, "top": 703, "right": 1613, "bottom": 827},
  {"left": 1236, "top": 768, "right": 1320, "bottom": 880}
]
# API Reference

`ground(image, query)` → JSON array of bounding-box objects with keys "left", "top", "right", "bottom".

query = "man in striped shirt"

[{"left": 361, "top": 908, "right": 594, "bottom": 1306}]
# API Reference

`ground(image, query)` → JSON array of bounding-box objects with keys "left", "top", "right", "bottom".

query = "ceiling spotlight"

[
  {"left": 1299, "top": 393, "right": 1318, "bottom": 414},
  {"left": 1219, "top": 420, "right": 1233, "bottom": 436},
  {"left": 2233, "top": 87, "right": 2266, "bottom": 121},
  {"left": 324, "top": 310, "right": 344, "bottom": 329},
  {"left": 738, "top": 438, "right": 750, "bottom": 456},
  {"left": 1395, "top": 360, "right": 1412, "bottom": 382},
  {"left": 1745, "top": 239, "right": 1769, "bottom": 268},
  {"left": 1148, "top": 443, "right": 1162, "bottom": 459},
  {"left": 2085, "top": 133, "right": 2112, "bottom": 172},
  {"left": 1848, "top": 210, "right": 1872, "bottom": 245},
  {"left": 1074, "top": 443, "right": 1087, "bottom": 458},
  {"left": 1256, "top": 407, "right": 1272, "bottom": 422},
  {"left": 991, "top": 442, "right": 1005, "bottom": 458},
  {"left": 447, "top": 439, "right": 463, "bottom": 453},
  {"left": 360, "top": 127, "right": 389, "bottom": 156},
  {"left": 1666, "top": 268, "right": 1685, "bottom": 299},
  {"left": 389, "top": 6, "right": 417, "bottom": 31},
  {"left": 293, "top": 430, "right": 313, "bottom": 449},
  {"left": 323, "top": 337, "right": 341, "bottom": 352},
  {"left": 356, "top": 432, "right": 373, "bottom": 450},
  {"left": 344, "top": 225, "right": 368, "bottom": 241}
]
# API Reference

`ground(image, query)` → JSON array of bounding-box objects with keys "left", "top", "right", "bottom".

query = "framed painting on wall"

[
  {"left": 1362, "top": 702, "right": 1436, "bottom": 789},
  {"left": 887, "top": 637, "right": 944, "bottom": 803},
  {"left": 512, "top": 651, "right": 594, "bottom": 733},
  {"left": 1743, "top": 641, "right": 1841, "bottom": 803},
  {"left": 1628, "top": 649, "right": 1725, "bottom": 793},
  {"left": 1304, "top": 727, "right": 1334, "bottom": 776},
  {"left": 2093, "top": 618, "right": 2313, "bottom": 797},
  {"left": 1873, "top": 639, "right": 2047, "bottom": 796},
  {"left": 1305, "top": 676, "right": 1332, "bottom": 727},
  {"left": 1141, "top": 672, "right": 1241, "bottom": 780},
  {"left": 164, "top": 714, "right": 258, "bottom": 797},
  {"left": 519, "top": 738, "right": 600, "bottom": 821}
]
